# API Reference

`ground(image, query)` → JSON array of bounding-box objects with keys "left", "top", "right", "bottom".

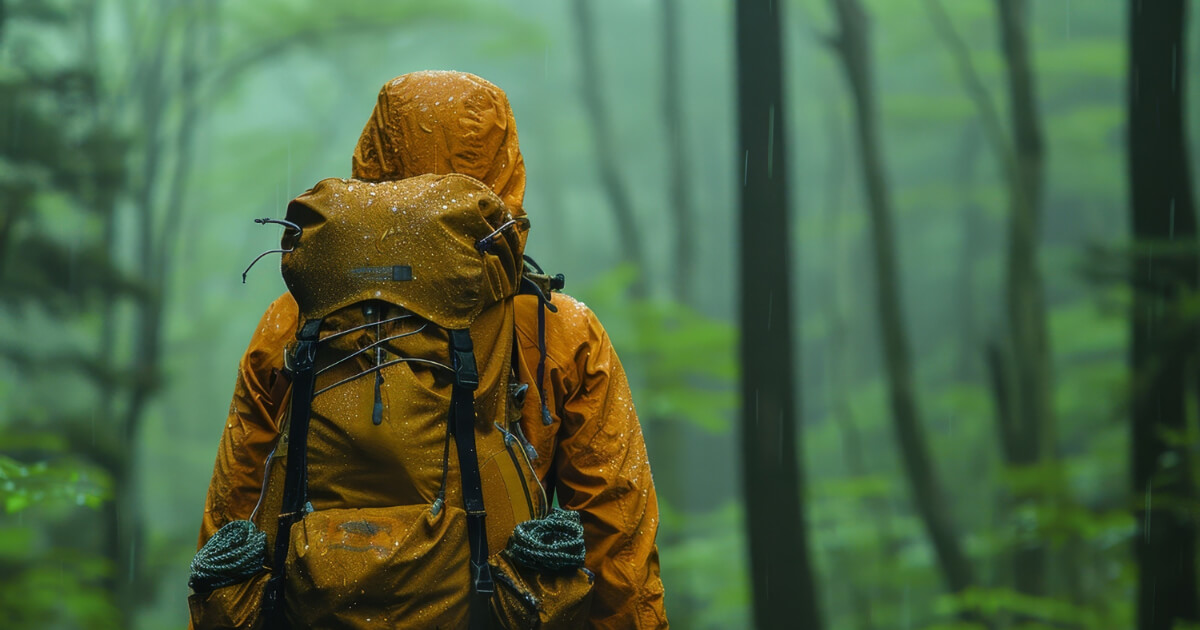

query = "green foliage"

[
  {"left": 936, "top": 587, "right": 1125, "bottom": 630},
  {"left": 0, "top": 548, "right": 120, "bottom": 630},
  {"left": 658, "top": 502, "right": 751, "bottom": 630},
  {"left": 1038, "top": 39, "right": 1126, "bottom": 82},
  {"left": 578, "top": 264, "right": 737, "bottom": 433},
  {"left": 0, "top": 437, "right": 114, "bottom": 630},
  {"left": 0, "top": 453, "right": 111, "bottom": 514}
]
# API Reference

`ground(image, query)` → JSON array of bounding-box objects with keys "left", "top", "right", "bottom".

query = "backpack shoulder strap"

[
  {"left": 264, "top": 318, "right": 322, "bottom": 629},
  {"left": 448, "top": 328, "right": 495, "bottom": 630}
]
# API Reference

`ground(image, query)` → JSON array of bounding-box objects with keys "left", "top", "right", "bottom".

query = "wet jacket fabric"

[{"left": 197, "top": 72, "right": 668, "bottom": 629}]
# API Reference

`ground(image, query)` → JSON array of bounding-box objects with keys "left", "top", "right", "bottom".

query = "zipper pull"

[{"left": 372, "top": 371, "right": 384, "bottom": 425}]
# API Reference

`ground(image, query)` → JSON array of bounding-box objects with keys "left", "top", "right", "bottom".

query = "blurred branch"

[
  {"left": 0, "top": 344, "right": 154, "bottom": 395},
  {"left": 194, "top": 2, "right": 540, "bottom": 111},
  {"left": 922, "top": 0, "right": 1018, "bottom": 190},
  {"left": 0, "top": 234, "right": 147, "bottom": 314}
]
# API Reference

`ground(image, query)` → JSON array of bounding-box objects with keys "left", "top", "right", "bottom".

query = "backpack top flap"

[{"left": 281, "top": 174, "right": 527, "bottom": 329}]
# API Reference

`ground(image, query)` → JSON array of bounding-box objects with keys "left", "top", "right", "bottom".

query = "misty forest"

[{"left": 2, "top": 0, "right": 1199, "bottom": 628}]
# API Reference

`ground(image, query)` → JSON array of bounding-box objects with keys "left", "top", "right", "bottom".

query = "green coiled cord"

[
  {"left": 506, "top": 508, "right": 587, "bottom": 572},
  {"left": 189, "top": 520, "right": 266, "bottom": 592}
]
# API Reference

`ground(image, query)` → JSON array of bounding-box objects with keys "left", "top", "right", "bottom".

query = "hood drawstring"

[{"left": 241, "top": 218, "right": 303, "bottom": 284}]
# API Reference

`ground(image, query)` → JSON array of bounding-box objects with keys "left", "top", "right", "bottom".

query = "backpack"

[{"left": 188, "top": 174, "right": 592, "bottom": 630}]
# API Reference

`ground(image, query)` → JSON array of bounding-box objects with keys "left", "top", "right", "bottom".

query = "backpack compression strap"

[
  {"left": 264, "top": 318, "right": 322, "bottom": 630},
  {"left": 448, "top": 329, "right": 495, "bottom": 628},
  {"left": 262, "top": 323, "right": 492, "bottom": 627}
]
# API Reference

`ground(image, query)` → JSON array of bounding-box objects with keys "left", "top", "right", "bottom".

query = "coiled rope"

[
  {"left": 189, "top": 519, "right": 267, "bottom": 592},
  {"left": 506, "top": 508, "right": 586, "bottom": 572}
]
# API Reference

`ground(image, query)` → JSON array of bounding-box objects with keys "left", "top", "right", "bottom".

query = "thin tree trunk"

[
  {"left": 660, "top": 0, "right": 694, "bottom": 302},
  {"left": 926, "top": 0, "right": 1055, "bottom": 601},
  {"left": 1128, "top": 1, "right": 1199, "bottom": 628},
  {"left": 646, "top": 5, "right": 693, "bottom": 596},
  {"left": 736, "top": 1, "right": 822, "bottom": 628},
  {"left": 570, "top": 0, "right": 649, "bottom": 297},
  {"left": 826, "top": 0, "right": 980, "bottom": 614},
  {"left": 111, "top": 0, "right": 203, "bottom": 619},
  {"left": 993, "top": 0, "right": 1054, "bottom": 598},
  {"left": 105, "top": 1, "right": 174, "bottom": 617}
]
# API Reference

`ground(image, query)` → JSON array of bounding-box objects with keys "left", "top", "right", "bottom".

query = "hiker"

[{"left": 192, "top": 71, "right": 668, "bottom": 629}]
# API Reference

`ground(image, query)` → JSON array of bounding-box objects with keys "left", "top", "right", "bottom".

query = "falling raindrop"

[{"left": 767, "top": 105, "right": 775, "bottom": 179}]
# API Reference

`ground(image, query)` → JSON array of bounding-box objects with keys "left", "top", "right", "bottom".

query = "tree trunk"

[
  {"left": 104, "top": 1, "right": 203, "bottom": 619},
  {"left": 925, "top": 0, "right": 1055, "bottom": 601},
  {"left": 1128, "top": 1, "right": 1200, "bottom": 628},
  {"left": 660, "top": 0, "right": 694, "bottom": 302},
  {"left": 826, "top": 0, "right": 980, "bottom": 614},
  {"left": 570, "top": 0, "right": 649, "bottom": 297},
  {"left": 735, "top": 1, "right": 823, "bottom": 629},
  {"left": 993, "top": 0, "right": 1054, "bottom": 598}
]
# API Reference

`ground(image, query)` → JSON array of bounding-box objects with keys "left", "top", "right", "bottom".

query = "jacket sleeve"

[
  {"left": 196, "top": 294, "right": 296, "bottom": 547},
  {"left": 542, "top": 299, "right": 669, "bottom": 629}
]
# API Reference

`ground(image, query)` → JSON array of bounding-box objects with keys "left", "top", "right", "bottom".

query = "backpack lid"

[{"left": 281, "top": 174, "right": 527, "bottom": 329}]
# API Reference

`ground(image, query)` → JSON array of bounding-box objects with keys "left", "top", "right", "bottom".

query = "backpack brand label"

[{"left": 350, "top": 265, "right": 413, "bottom": 282}]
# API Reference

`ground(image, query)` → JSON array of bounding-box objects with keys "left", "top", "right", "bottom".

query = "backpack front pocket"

[{"left": 284, "top": 503, "right": 470, "bottom": 629}]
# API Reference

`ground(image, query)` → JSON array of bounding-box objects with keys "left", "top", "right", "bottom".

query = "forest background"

[{"left": 2, "top": 0, "right": 1198, "bottom": 628}]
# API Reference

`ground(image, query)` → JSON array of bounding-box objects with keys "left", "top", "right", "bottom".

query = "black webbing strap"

[
  {"left": 264, "top": 318, "right": 322, "bottom": 629},
  {"left": 448, "top": 329, "right": 494, "bottom": 629},
  {"left": 535, "top": 296, "right": 552, "bottom": 425}
]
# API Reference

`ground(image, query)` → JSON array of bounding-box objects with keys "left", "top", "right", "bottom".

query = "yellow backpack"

[{"left": 189, "top": 175, "right": 592, "bottom": 630}]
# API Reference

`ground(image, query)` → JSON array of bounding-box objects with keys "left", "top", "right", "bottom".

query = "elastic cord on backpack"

[
  {"left": 536, "top": 295, "right": 552, "bottom": 426},
  {"left": 519, "top": 260, "right": 558, "bottom": 427},
  {"left": 432, "top": 413, "right": 452, "bottom": 516}
]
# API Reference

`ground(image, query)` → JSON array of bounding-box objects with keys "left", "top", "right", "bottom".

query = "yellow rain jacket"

[{"left": 197, "top": 71, "right": 668, "bottom": 629}]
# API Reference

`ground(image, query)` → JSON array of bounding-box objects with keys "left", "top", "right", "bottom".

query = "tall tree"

[
  {"left": 924, "top": 0, "right": 1055, "bottom": 599},
  {"left": 660, "top": 0, "right": 694, "bottom": 302},
  {"left": 993, "top": 0, "right": 1055, "bottom": 595},
  {"left": 1128, "top": 1, "right": 1200, "bottom": 628},
  {"left": 736, "top": 1, "right": 822, "bottom": 628},
  {"left": 825, "top": 0, "right": 980, "bottom": 616}
]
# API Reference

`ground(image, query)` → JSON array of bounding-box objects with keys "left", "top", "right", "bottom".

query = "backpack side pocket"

[
  {"left": 489, "top": 508, "right": 595, "bottom": 630},
  {"left": 189, "top": 519, "right": 270, "bottom": 630},
  {"left": 188, "top": 570, "right": 269, "bottom": 630},
  {"left": 490, "top": 550, "right": 594, "bottom": 630}
]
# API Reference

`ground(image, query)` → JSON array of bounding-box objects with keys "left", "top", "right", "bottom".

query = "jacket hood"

[{"left": 351, "top": 71, "right": 527, "bottom": 222}]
